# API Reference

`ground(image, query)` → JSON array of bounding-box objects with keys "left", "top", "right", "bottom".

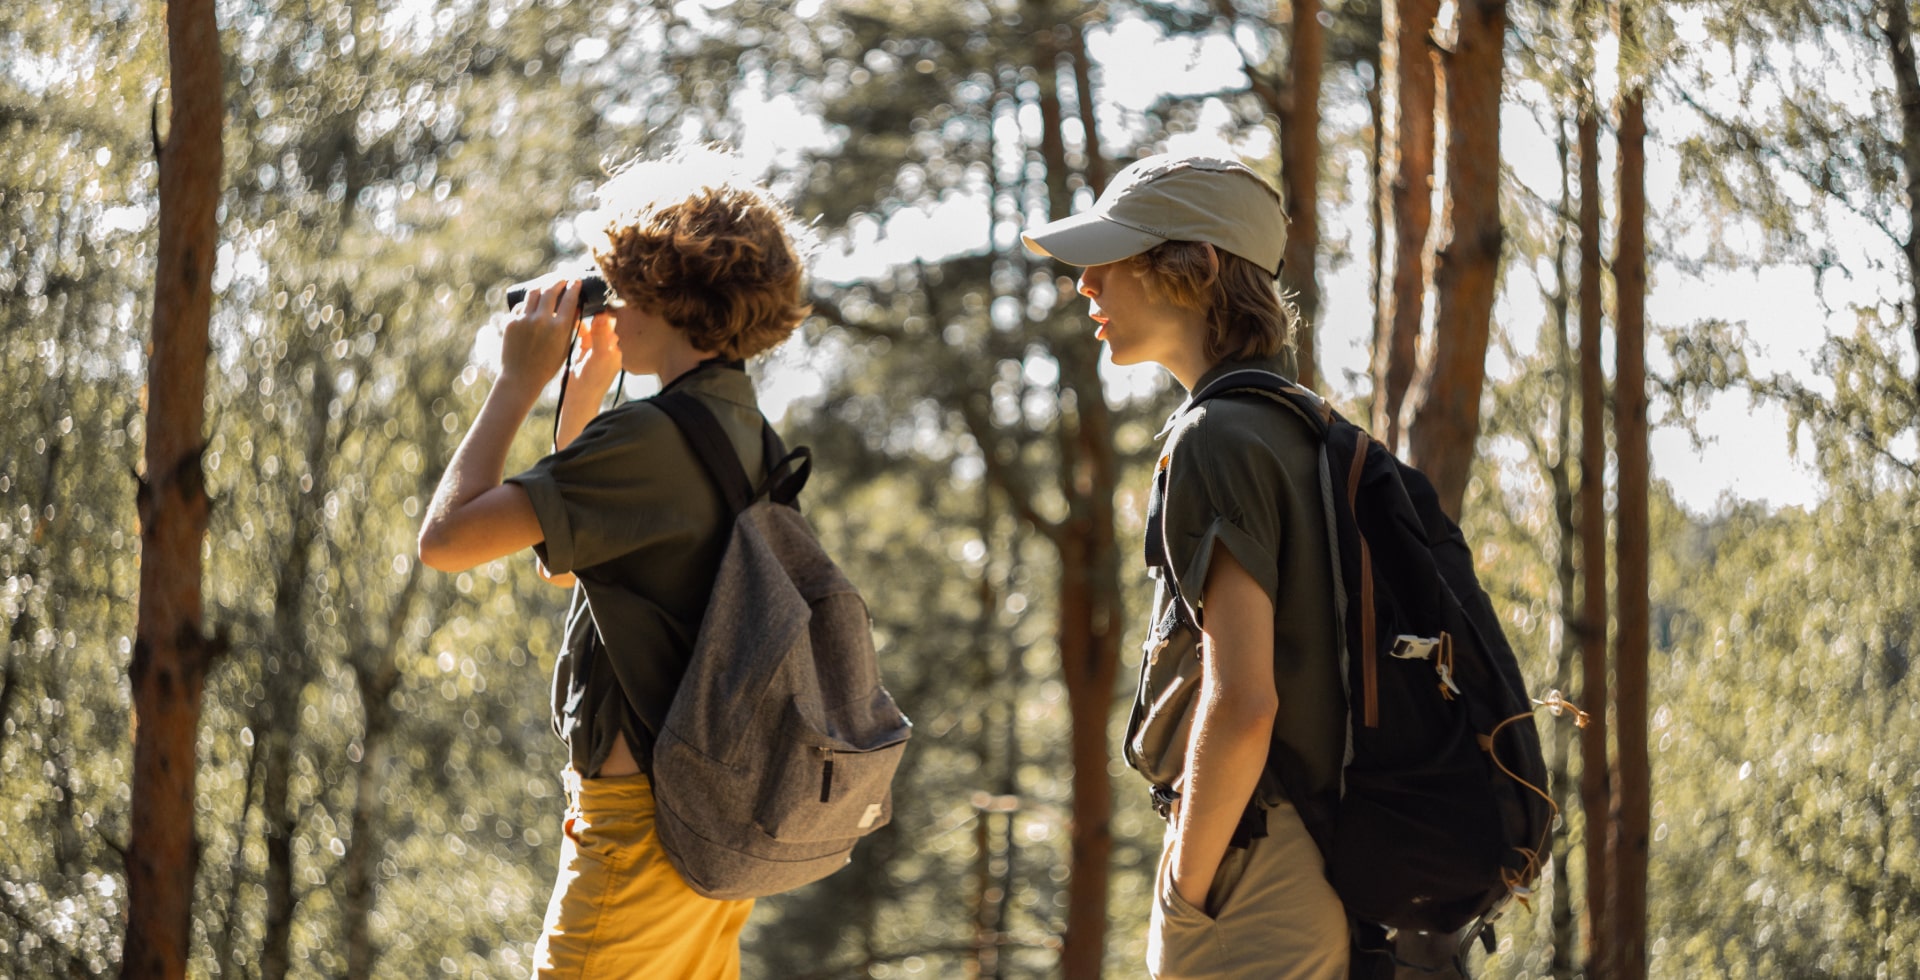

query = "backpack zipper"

[{"left": 819, "top": 747, "right": 835, "bottom": 803}]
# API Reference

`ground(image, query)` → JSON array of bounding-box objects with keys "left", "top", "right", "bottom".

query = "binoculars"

[{"left": 504, "top": 269, "right": 613, "bottom": 317}]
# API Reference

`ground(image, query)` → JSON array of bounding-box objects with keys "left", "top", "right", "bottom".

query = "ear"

[{"left": 1201, "top": 242, "right": 1221, "bottom": 284}]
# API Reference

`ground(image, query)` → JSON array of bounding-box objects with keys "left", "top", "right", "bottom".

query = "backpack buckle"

[
  {"left": 1389, "top": 635, "right": 1439, "bottom": 660},
  {"left": 1149, "top": 784, "right": 1180, "bottom": 820}
]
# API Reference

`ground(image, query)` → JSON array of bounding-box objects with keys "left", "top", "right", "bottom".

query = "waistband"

[{"left": 563, "top": 768, "right": 653, "bottom": 806}]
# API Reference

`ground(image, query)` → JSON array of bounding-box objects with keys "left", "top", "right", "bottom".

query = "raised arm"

[
  {"left": 417, "top": 280, "right": 581, "bottom": 572},
  {"left": 532, "top": 311, "right": 623, "bottom": 588}
]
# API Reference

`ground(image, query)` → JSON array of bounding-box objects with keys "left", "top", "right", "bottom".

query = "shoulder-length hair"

[{"left": 1128, "top": 240, "right": 1298, "bottom": 364}]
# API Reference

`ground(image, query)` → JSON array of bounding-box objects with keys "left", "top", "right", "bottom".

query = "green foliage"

[{"left": 7, "top": 0, "right": 1920, "bottom": 977}]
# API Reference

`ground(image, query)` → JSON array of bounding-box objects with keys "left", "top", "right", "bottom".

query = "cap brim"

[{"left": 1021, "top": 210, "right": 1166, "bottom": 267}]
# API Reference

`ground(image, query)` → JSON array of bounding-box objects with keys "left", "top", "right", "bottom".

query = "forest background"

[{"left": 4, "top": 0, "right": 1918, "bottom": 977}]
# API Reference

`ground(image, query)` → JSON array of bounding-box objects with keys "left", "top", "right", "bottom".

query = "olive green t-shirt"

[
  {"left": 1138, "top": 355, "right": 1345, "bottom": 811},
  {"left": 504, "top": 362, "right": 769, "bottom": 778}
]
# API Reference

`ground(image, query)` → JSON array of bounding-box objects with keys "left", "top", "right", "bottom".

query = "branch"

[
  {"left": 0, "top": 889, "right": 95, "bottom": 979},
  {"left": 1206, "top": 0, "right": 1289, "bottom": 116},
  {"left": 1664, "top": 80, "right": 1903, "bottom": 247},
  {"left": 956, "top": 394, "right": 1064, "bottom": 544},
  {"left": 808, "top": 291, "right": 909, "bottom": 344}
]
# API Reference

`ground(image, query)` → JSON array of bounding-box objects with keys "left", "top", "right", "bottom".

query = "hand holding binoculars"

[{"left": 504, "top": 269, "right": 613, "bottom": 318}]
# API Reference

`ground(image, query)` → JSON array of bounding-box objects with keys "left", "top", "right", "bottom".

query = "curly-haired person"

[{"left": 419, "top": 151, "right": 811, "bottom": 979}]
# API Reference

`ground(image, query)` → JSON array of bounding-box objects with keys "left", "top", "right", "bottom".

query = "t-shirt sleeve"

[
  {"left": 503, "top": 404, "right": 700, "bottom": 575},
  {"left": 1159, "top": 403, "right": 1290, "bottom": 625}
]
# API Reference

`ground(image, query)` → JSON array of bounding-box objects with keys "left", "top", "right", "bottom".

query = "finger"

[
  {"left": 535, "top": 281, "right": 563, "bottom": 319},
  {"left": 512, "top": 285, "right": 539, "bottom": 316},
  {"left": 555, "top": 278, "right": 584, "bottom": 323}
]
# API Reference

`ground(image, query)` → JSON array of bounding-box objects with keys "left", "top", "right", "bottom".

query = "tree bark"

[
  {"left": 260, "top": 724, "right": 295, "bottom": 980},
  {"left": 342, "top": 654, "right": 400, "bottom": 978},
  {"left": 1405, "top": 0, "right": 1507, "bottom": 520},
  {"left": 1547, "top": 115, "right": 1579, "bottom": 980},
  {"left": 1280, "top": 0, "right": 1326, "bottom": 388},
  {"left": 1033, "top": 22, "right": 1123, "bottom": 978},
  {"left": 1611, "top": 49, "right": 1652, "bottom": 980},
  {"left": 260, "top": 354, "right": 337, "bottom": 980},
  {"left": 1069, "top": 24, "right": 1108, "bottom": 191},
  {"left": 1372, "top": 0, "right": 1440, "bottom": 450},
  {"left": 1052, "top": 342, "right": 1122, "bottom": 980},
  {"left": 1883, "top": 0, "right": 1920, "bottom": 393},
  {"left": 339, "top": 543, "right": 423, "bottom": 979},
  {"left": 1369, "top": 73, "right": 1386, "bottom": 383},
  {"left": 123, "top": 0, "right": 223, "bottom": 974},
  {"left": 1575, "top": 97, "right": 1615, "bottom": 980}
]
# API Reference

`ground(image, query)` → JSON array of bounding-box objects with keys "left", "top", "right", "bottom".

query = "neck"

[
  {"left": 656, "top": 344, "right": 724, "bottom": 388},
  {"left": 1160, "top": 326, "right": 1217, "bottom": 393}
]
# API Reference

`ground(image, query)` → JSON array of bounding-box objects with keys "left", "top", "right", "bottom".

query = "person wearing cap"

[{"left": 1025, "top": 151, "right": 1348, "bottom": 978}]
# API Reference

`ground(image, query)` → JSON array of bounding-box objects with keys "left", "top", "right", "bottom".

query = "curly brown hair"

[
  {"left": 1127, "top": 240, "right": 1298, "bottom": 363},
  {"left": 589, "top": 158, "right": 810, "bottom": 360}
]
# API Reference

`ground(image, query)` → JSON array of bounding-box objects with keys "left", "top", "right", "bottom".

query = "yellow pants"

[{"left": 532, "top": 772, "right": 754, "bottom": 979}]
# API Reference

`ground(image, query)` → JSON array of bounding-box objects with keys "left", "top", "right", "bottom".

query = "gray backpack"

[{"left": 649, "top": 392, "right": 911, "bottom": 900}]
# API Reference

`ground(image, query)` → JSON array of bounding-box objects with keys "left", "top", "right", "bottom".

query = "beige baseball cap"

[{"left": 1022, "top": 152, "right": 1287, "bottom": 275}]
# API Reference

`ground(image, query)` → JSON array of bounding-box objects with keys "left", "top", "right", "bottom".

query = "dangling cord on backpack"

[{"left": 1484, "top": 690, "right": 1591, "bottom": 911}]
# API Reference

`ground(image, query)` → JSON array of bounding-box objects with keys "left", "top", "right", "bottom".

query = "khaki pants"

[
  {"left": 532, "top": 772, "right": 754, "bottom": 979},
  {"left": 1147, "top": 799, "right": 1349, "bottom": 979}
]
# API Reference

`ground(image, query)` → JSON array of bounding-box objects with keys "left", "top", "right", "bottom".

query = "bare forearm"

[
  {"left": 1169, "top": 545, "right": 1279, "bottom": 906},
  {"left": 555, "top": 371, "right": 617, "bottom": 451},
  {"left": 1172, "top": 686, "right": 1276, "bottom": 901},
  {"left": 422, "top": 379, "right": 539, "bottom": 538}
]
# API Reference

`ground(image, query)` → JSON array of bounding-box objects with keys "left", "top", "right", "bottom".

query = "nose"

[{"left": 1078, "top": 268, "right": 1099, "bottom": 298}]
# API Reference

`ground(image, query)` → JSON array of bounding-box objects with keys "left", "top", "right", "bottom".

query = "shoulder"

[
  {"left": 1166, "top": 393, "right": 1313, "bottom": 466},
  {"left": 577, "top": 398, "right": 680, "bottom": 445},
  {"left": 535, "top": 399, "right": 693, "bottom": 477}
]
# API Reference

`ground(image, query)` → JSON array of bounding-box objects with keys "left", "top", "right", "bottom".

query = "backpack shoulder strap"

[
  {"left": 654, "top": 390, "right": 812, "bottom": 514},
  {"left": 1188, "top": 368, "right": 1334, "bottom": 440},
  {"left": 653, "top": 391, "right": 754, "bottom": 515}
]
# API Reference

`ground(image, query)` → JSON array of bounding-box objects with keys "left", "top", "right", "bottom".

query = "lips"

[{"left": 1091, "top": 310, "right": 1109, "bottom": 340}]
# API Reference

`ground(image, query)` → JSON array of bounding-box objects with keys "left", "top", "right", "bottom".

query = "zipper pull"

[{"left": 820, "top": 747, "right": 834, "bottom": 803}]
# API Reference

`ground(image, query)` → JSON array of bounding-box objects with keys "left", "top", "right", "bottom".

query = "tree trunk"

[
  {"left": 260, "top": 356, "right": 337, "bottom": 980},
  {"left": 1280, "top": 0, "right": 1325, "bottom": 388},
  {"left": 1405, "top": 0, "right": 1507, "bottom": 520},
  {"left": 1884, "top": 0, "right": 1920, "bottom": 393},
  {"left": 342, "top": 567, "right": 420, "bottom": 980},
  {"left": 260, "top": 726, "right": 295, "bottom": 980},
  {"left": 1610, "top": 50, "right": 1652, "bottom": 980},
  {"left": 1054, "top": 341, "right": 1123, "bottom": 980},
  {"left": 1369, "top": 73, "right": 1386, "bottom": 383},
  {"left": 1069, "top": 24, "right": 1108, "bottom": 191},
  {"left": 122, "top": 0, "right": 223, "bottom": 975},
  {"left": 1575, "top": 98, "right": 1614, "bottom": 980},
  {"left": 1372, "top": 0, "right": 1440, "bottom": 450},
  {"left": 1034, "top": 23, "right": 1123, "bottom": 978},
  {"left": 1547, "top": 115, "right": 1579, "bottom": 980},
  {"left": 342, "top": 666, "right": 397, "bottom": 979},
  {"left": 212, "top": 734, "right": 260, "bottom": 980}
]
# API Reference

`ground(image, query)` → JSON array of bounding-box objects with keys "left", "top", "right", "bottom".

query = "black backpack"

[{"left": 1132, "top": 369, "right": 1555, "bottom": 960}]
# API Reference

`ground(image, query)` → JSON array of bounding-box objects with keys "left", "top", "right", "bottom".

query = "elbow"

[
  {"left": 1210, "top": 685, "right": 1280, "bottom": 733},
  {"left": 417, "top": 523, "right": 463, "bottom": 573}
]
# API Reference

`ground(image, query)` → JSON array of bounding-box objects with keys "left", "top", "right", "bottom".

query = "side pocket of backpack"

[{"left": 755, "top": 695, "right": 911, "bottom": 844}]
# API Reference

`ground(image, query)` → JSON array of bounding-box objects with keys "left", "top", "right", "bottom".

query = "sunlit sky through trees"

[{"left": 548, "top": 1, "right": 1880, "bottom": 514}]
